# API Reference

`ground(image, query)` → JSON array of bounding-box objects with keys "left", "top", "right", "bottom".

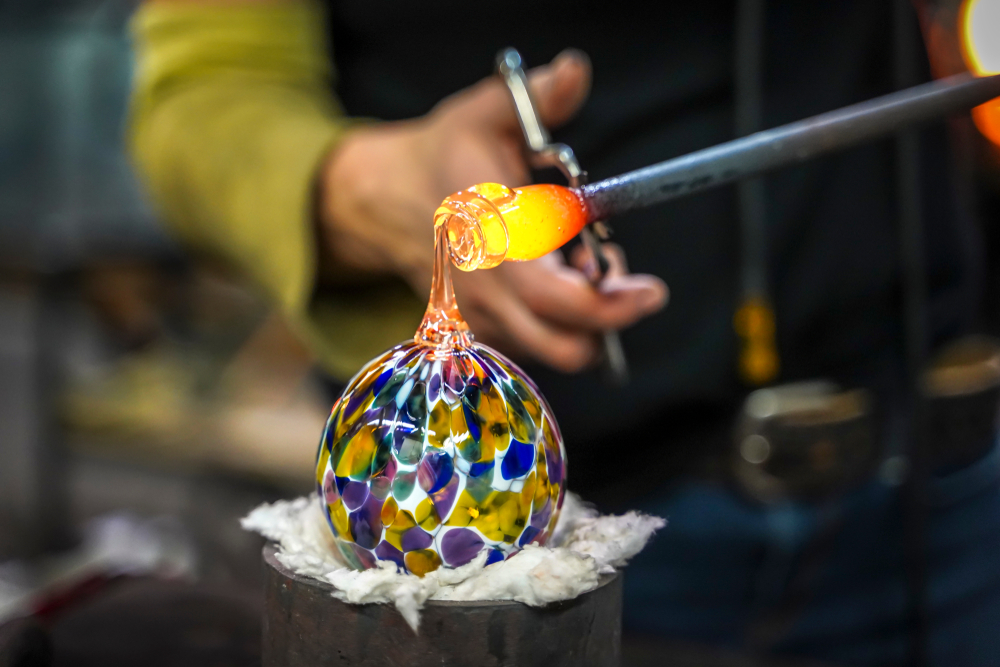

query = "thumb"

[
  {"left": 527, "top": 49, "right": 592, "bottom": 129},
  {"left": 453, "top": 49, "right": 592, "bottom": 134}
]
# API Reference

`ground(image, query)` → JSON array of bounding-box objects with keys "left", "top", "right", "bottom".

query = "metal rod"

[{"left": 581, "top": 72, "right": 1000, "bottom": 221}]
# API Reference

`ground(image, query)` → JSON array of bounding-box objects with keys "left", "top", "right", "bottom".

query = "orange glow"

[
  {"left": 961, "top": 0, "right": 1000, "bottom": 144},
  {"left": 434, "top": 183, "right": 588, "bottom": 271},
  {"left": 494, "top": 184, "right": 588, "bottom": 262}
]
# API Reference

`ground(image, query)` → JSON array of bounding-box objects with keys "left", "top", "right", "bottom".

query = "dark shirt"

[{"left": 326, "top": 0, "right": 980, "bottom": 500}]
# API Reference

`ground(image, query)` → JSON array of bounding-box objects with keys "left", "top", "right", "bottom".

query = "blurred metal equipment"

[
  {"left": 496, "top": 48, "right": 629, "bottom": 385},
  {"left": 923, "top": 336, "right": 1000, "bottom": 473},
  {"left": 581, "top": 72, "right": 1000, "bottom": 220},
  {"left": 734, "top": 382, "right": 877, "bottom": 503}
]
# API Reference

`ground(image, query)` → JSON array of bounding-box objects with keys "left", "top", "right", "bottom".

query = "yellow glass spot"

[
  {"left": 446, "top": 489, "right": 507, "bottom": 540},
  {"left": 520, "top": 471, "right": 536, "bottom": 514},
  {"left": 534, "top": 456, "right": 550, "bottom": 506},
  {"left": 385, "top": 509, "right": 417, "bottom": 551},
  {"left": 329, "top": 499, "right": 351, "bottom": 541},
  {"left": 427, "top": 401, "right": 450, "bottom": 448},
  {"left": 516, "top": 381, "right": 542, "bottom": 423},
  {"left": 446, "top": 491, "right": 477, "bottom": 527},
  {"left": 335, "top": 425, "right": 377, "bottom": 479},
  {"left": 315, "top": 445, "right": 330, "bottom": 484},
  {"left": 498, "top": 495, "right": 526, "bottom": 539},
  {"left": 477, "top": 384, "right": 510, "bottom": 453},
  {"left": 415, "top": 497, "right": 441, "bottom": 530},
  {"left": 381, "top": 497, "right": 398, "bottom": 527},
  {"left": 405, "top": 549, "right": 442, "bottom": 577}
]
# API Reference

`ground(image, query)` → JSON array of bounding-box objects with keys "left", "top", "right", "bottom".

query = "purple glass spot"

[
  {"left": 349, "top": 494, "right": 383, "bottom": 550},
  {"left": 342, "top": 481, "right": 369, "bottom": 511},
  {"left": 344, "top": 384, "right": 372, "bottom": 420},
  {"left": 374, "top": 541, "right": 405, "bottom": 570},
  {"left": 477, "top": 349, "right": 509, "bottom": 383},
  {"left": 530, "top": 497, "right": 552, "bottom": 530},
  {"left": 441, "top": 529, "right": 485, "bottom": 567},
  {"left": 351, "top": 544, "right": 377, "bottom": 570},
  {"left": 485, "top": 548, "right": 505, "bottom": 566},
  {"left": 323, "top": 471, "right": 339, "bottom": 504},
  {"left": 418, "top": 450, "right": 454, "bottom": 494},
  {"left": 382, "top": 455, "right": 397, "bottom": 482},
  {"left": 518, "top": 526, "right": 541, "bottom": 547},
  {"left": 431, "top": 473, "right": 460, "bottom": 519},
  {"left": 400, "top": 528, "right": 434, "bottom": 552},
  {"left": 469, "top": 350, "right": 498, "bottom": 383},
  {"left": 394, "top": 346, "right": 422, "bottom": 370},
  {"left": 427, "top": 372, "right": 441, "bottom": 404},
  {"left": 500, "top": 440, "right": 535, "bottom": 480},
  {"left": 544, "top": 442, "right": 563, "bottom": 486}
]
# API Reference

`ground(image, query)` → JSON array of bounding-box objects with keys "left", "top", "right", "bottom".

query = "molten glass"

[
  {"left": 315, "top": 188, "right": 569, "bottom": 576},
  {"left": 434, "top": 183, "right": 588, "bottom": 271},
  {"left": 962, "top": 0, "right": 1000, "bottom": 145}
]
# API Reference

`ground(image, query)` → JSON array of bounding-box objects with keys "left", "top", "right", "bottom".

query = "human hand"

[{"left": 318, "top": 50, "right": 668, "bottom": 373}]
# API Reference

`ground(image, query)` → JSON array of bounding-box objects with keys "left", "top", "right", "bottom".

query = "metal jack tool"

[{"left": 496, "top": 48, "right": 629, "bottom": 385}]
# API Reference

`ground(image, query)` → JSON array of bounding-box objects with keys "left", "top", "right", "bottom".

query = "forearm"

[{"left": 128, "top": 0, "right": 423, "bottom": 377}]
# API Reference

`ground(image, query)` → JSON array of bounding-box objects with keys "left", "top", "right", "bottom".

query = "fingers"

[
  {"left": 448, "top": 49, "right": 592, "bottom": 136},
  {"left": 570, "top": 242, "right": 629, "bottom": 280},
  {"left": 508, "top": 254, "right": 668, "bottom": 332},
  {"left": 529, "top": 49, "right": 592, "bottom": 129},
  {"left": 457, "top": 272, "right": 599, "bottom": 373}
]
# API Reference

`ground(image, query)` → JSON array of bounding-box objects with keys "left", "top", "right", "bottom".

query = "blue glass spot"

[
  {"left": 469, "top": 461, "right": 495, "bottom": 478},
  {"left": 518, "top": 526, "right": 540, "bottom": 547},
  {"left": 485, "top": 548, "right": 505, "bottom": 566},
  {"left": 372, "top": 368, "right": 393, "bottom": 396},
  {"left": 501, "top": 440, "right": 534, "bottom": 480},
  {"left": 335, "top": 475, "right": 350, "bottom": 496},
  {"left": 463, "top": 402, "right": 481, "bottom": 442}
]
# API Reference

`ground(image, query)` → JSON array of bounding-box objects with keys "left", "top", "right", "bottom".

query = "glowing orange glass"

[
  {"left": 961, "top": 0, "right": 1000, "bottom": 145},
  {"left": 433, "top": 183, "right": 588, "bottom": 271}
]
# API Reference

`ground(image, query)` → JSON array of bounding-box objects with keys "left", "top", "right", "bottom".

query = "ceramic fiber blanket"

[{"left": 242, "top": 493, "right": 664, "bottom": 632}]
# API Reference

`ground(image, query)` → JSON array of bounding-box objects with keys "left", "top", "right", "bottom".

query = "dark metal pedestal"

[{"left": 262, "top": 544, "right": 622, "bottom": 667}]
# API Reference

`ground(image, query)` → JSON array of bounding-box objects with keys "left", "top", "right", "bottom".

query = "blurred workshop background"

[
  {"left": 0, "top": 0, "right": 999, "bottom": 666},
  {"left": 0, "top": 0, "right": 328, "bottom": 662}
]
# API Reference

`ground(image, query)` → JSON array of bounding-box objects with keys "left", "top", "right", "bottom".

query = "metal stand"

[{"left": 261, "top": 544, "right": 622, "bottom": 667}]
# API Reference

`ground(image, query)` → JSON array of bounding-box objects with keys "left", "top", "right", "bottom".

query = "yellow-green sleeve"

[{"left": 128, "top": 0, "right": 423, "bottom": 380}]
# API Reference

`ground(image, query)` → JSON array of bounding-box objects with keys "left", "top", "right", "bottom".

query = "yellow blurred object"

[
  {"left": 961, "top": 0, "right": 1000, "bottom": 145},
  {"left": 734, "top": 297, "right": 780, "bottom": 386},
  {"left": 128, "top": 0, "right": 423, "bottom": 381}
]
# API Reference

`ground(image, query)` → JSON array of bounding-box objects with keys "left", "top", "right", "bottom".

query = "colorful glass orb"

[{"left": 315, "top": 340, "right": 567, "bottom": 575}]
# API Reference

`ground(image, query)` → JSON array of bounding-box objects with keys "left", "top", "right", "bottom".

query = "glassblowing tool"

[{"left": 496, "top": 48, "right": 630, "bottom": 386}]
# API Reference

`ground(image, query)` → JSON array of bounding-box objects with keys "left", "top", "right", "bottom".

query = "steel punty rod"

[{"left": 581, "top": 73, "right": 1000, "bottom": 221}]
